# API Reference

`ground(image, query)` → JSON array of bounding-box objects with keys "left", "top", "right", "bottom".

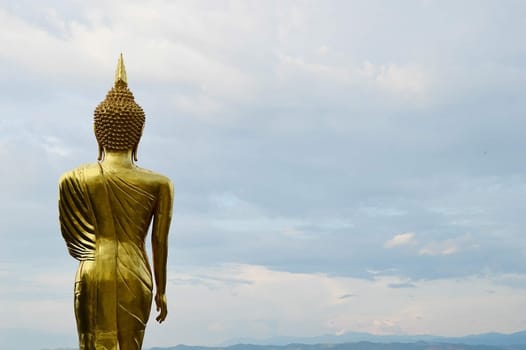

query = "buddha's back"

[
  {"left": 58, "top": 55, "right": 173, "bottom": 350},
  {"left": 60, "top": 161, "right": 173, "bottom": 350}
]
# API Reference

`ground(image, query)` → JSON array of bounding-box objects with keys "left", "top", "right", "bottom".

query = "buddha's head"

[{"left": 94, "top": 54, "right": 145, "bottom": 161}]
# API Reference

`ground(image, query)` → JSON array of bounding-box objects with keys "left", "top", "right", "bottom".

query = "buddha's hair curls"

[{"left": 94, "top": 80, "right": 145, "bottom": 160}]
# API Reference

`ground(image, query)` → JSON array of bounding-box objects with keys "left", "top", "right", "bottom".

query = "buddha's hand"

[{"left": 155, "top": 292, "right": 168, "bottom": 323}]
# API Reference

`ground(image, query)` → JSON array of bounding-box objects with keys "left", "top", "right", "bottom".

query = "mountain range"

[
  {"left": 40, "top": 330, "right": 526, "bottom": 350},
  {"left": 219, "top": 330, "right": 526, "bottom": 347},
  {"left": 153, "top": 341, "right": 526, "bottom": 350}
]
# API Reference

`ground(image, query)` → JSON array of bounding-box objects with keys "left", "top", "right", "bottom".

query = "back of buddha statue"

[{"left": 58, "top": 55, "right": 173, "bottom": 350}]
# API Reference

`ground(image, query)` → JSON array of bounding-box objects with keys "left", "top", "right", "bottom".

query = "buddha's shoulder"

[
  {"left": 133, "top": 167, "right": 173, "bottom": 186},
  {"left": 58, "top": 163, "right": 101, "bottom": 184},
  {"left": 59, "top": 164, "right": 173, "bottom": 188}
]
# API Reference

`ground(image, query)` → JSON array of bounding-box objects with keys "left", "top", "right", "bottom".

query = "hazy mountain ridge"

[
  {"left": 152, "top": 343, "right": 526, "bottom": 350},
  {"left": 220, "top": 330, "right": 526, "bottom": 347},
  {"left": 41, "top": 344, "right": 526, "bottom": 350},
  {"left": 39, "top": 330, "right": 526, "bottom": 350}
]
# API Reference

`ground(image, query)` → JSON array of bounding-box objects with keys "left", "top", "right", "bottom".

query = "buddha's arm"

[{"left": 151, "top": 178, "right": 174, "bottom": 323}]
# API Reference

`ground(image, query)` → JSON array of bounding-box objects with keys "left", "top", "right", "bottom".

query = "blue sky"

[{"left": 1, "top": 1, "right": 526, "bottom": 349}]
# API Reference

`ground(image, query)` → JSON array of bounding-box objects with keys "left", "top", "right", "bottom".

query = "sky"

[{"left": 1, "top": 0, "right": 526, "bottom": 349}]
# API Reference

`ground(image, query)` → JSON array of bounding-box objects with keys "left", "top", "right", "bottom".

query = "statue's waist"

[{"left": 76, "top": 259, "right": 153, "bottom": 287}]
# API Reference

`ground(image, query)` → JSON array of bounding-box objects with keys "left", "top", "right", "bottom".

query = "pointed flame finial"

[{"left": 114, "top": 53, "right": 128, "bottom": 85}]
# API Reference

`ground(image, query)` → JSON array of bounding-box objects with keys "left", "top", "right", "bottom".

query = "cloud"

[
  {"left": 419, "top": 243, "right": 459, "bottom": 256},
  {"left": 419, "top": 235, "right": 473, "bottom": 256},
  {"left": 372, "top": 319, "right": 403, "bottom": 335},
  {"left": 338, "top": 293, "right": 356, "bottom": 300},
  {"left": 153, "top": 265, "right": 526, "bottom": 345},
  {"left": 276, "top": 53, "right": 433, "bottom": 106},
  {"left": 1, "top": 1, "right": 526, "bottom": 347},
  {"left": 360, "top": 61, "right": 432, "bottom": 103},
  {"left": 491, "top": 274, "right": 526, "bottom": 289},
  {"left": 4, "top": 263, "right": 526, "bottom": 349},
  {"left": 388, "top": 281, "right": 417, "bottom": 289},
  {"left": 41, "top": 136, "right": 72, "bottom": 157},
  {"left": 1, "top": 1, "right": 524, "bottom": 286},
  {"left": 385, "top": 233, "right": 417, "bottom": 248}
]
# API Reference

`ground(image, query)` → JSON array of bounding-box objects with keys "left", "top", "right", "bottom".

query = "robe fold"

[{"left": 59, "top": 164, "right": 156, "bottom": 350}]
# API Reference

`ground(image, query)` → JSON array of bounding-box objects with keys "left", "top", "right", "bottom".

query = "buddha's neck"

[{"left": 101, "top": 150, "right": 135, "bottom": 169}]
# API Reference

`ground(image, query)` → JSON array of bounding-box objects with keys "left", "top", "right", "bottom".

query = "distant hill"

[
  {"left": 39, "top": 330, "right": 526, "bottom": 350},
  {"left": 220, "top": 330, "right": 526, "bottom": 347},
  {"left": 151, "top": 342, "right": 526, "bottom": 350}
]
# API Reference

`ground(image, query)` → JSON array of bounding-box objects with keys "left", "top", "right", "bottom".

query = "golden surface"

[
  {"left": 114, "top": 53, "right": 128, "bottom": 84},
  {"left": 59, "top": 56, "right": 173, "bottom": 350}
]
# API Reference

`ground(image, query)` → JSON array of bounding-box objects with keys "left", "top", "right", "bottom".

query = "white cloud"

[
  {"left": 4, "top": 264, "right": 526, "bottom": 348},
  {"left": 372, "top": 319, "right": 403, "bottom": 335},
  {"left": 42, "top": 136, "right": 72, "bottom": 157},
  {"left": 1, "top": 1, "right": 526, "bottom": 347},
  {"left": 360, "top": 61, "right": 431, "bottom": 102},
  {"left": 145, "top": 265, "right": 526, "bottom": 345},
  {"left": 419, "top": 243, "right": 458, "bottom": 256},
  {"left": 206, "top": 192, "right": 305, "bottom": 233},
  {"left": 385, "top": 232, "right": 417, "bottom": 248},
  {"left": 275, "top": 51, "right": 433, "bottom": 107},
  {"left": 276, "top": 52, "right": 352, "bottom": 83},
  {"left": 419, "top": 235, "right": 473, "bottom": 256},
  {"left": 0, "top": 4, "right": 256, "bottom": 99}
]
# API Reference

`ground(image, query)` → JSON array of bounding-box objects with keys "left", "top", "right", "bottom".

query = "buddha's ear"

[
  {"left": 132, "top": 124, "right": 144, "bottom": 162},
  {"left": 132, "top": 143, "right": 139, "bottom": 162},
  {"left": 97, "top": 144, "right": 104, "bottom": 161},
  {"left": 95, "top": 124, "right": 104, "bottom": 161}
]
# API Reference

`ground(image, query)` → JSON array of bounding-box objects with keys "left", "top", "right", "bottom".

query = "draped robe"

[{"left": 59, "top": 164, "right": 157, "bottom": 350}]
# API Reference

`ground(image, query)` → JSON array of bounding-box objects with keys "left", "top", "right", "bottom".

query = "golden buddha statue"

[{"left": 58, "top": 54, "right": 174, "bottom": 350}]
